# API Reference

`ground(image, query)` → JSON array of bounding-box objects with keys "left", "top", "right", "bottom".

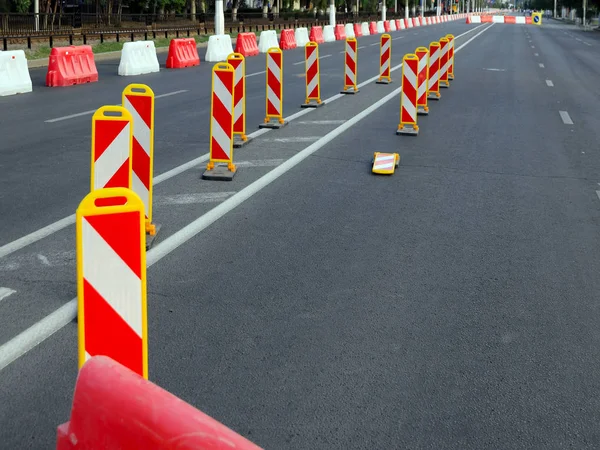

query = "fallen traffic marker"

[
  {"left": 122, "top": 84, "right": 160, "bottom": 248},
  {"left": 427, "top": 41, "right": 441, "bottom": 101},
  {"left": 341, "top": 37, "right": 359, "bottom": 95},
  {"left": 376, "top": 34, "right": 392, "bottom": 85},
  {"left": 227, "top": 53, "right": 251, "bottom": 148},
  {"left": 203, "top": 63, "right": 236, "bottom": 181},
  {"left": 415, "top": 47, "right": 429, "bottom": 115},
  {"left": 259, "top": 48, "right": 287, "bottom": 129},
  {"left": 397, "top": 54, "right": 419, "bottom": 136},
  {"left": 372, "top": 152, "right": 400, "bottom": 175},
  {"left": 439, "top": 37, "right": 450, "bottom": 89},
  {"left": 301, "top": 42, "right": 323, "bottom": 108},
  {"left": 76, "top": 188, "right": 148, "bottom": 379},
  {"left": 446, "top": 34, "right": 455, "bottom": 80}
]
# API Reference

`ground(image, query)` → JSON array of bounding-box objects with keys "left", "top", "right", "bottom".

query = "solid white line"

[
  {"left": 293, "top": 54, "right": 331, "bottom": 65},
  {"left": 268, "top": 136, "right": 321, "bottom": 143},
  {"left": 0, "top": 288, "right": 16, "bottom": 302},
  {"left": 155, "top": 192, "right": 236, "bottom": 205},
  {"left": 0, "top": 23, "right": 489, "bottom": 263},
  {"left": 246, "top": 70, "right": 266, "bottom": 78},
  {"left": 546, "top": 79, "right": 554, "bottom": 87},
  {"left": 596, "top": 191, "right": 600, "bottom": 201},
  {"left": 539, "top": 63, "right": 545, "bottom": 68},
  {"left": 44, "top": 90, "right": 188, "bottom": 123},
  {"left": 559, "top": 111, "right": 573, "bottom": 125},
  {"left": 297, "top": 120, "right": 347, "bottom": 125}
]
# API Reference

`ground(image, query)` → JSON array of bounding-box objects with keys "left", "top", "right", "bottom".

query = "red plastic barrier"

[
  {"left": 279, "top": 28, "right": 297, "bottom": 50},
  {"left": 46, "top": 46, "right": 98, "bottom": 87},
  {"left": 525, "top": 16, "right": 532, "bottom": 24},
  {"left": 353, "top": 23, "right": 363, "bottom": 37},
  {"left": 481, "top": 15, "right": 492, "bottom": 22},
  {"left": 309, "top": 26, "right": 325, "bottom": 44},
  {"left": 505, "top": 15, "right": 516, "bottom": 23},
  {"left": 395, "top": 19, "right": 402, "bottom": 29},
  {"left": 369, "top": 21, "right": 377, "bottom": 34},
  {"left": 412, "top": 17, "right": 419, "bottom": 26},
  {"left": 166, "top": 38, "right": 200, "bottom": 69},
  {"left": 56, "top": 356, "right": 262, "bottom": 450},
  {"left": 383, "top": 20, "right": 391, "bottom": 32},
  {"left": 334, "top": 24, "right": 346, "bottom": 40},
  {"left": 404, "top": 18, "right": 411, "bottom": 28},
  {"left": 235, "top": 32, "right": 259, "bottom": 57}
]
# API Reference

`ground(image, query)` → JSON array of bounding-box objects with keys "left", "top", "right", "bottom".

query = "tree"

[{"left": 12, "top": 0, "right": 30, "bottom": 12}]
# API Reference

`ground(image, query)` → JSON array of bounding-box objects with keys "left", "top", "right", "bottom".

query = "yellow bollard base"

[
  {"left": 448, "top": 74, "right": 455, "bottom": 80},
  {"left": 340, "top": 87, "right": 360, "bottom": 95},
  {"left": 396, "top": 124, "right": 419, "bottom": 136},
  {"left": 417, "top": 105, "right": 429, "bottom": 116},
  {"left": 202, "top": 164, "right": 237, "bottom": 181},
  {"left": 145, "top": 223, "right": 162, "bottom": 250},
  {"left": 440, "top": 81, "right": 450, "bottom": 89},
  {"left": 259, "top": 120, "right": 288, "bottom": 129},
  {"left": 428, "top": 92, "right": 441, "bottom": 101},
  {"left": 300, "top": 99, "right": 325, "bottom": 109},
  {"left": 233, "top": 134, "right": 253, "bottom": 148},
  {"left": 375, "top": 78, "right": 393, "bottom": 85}
]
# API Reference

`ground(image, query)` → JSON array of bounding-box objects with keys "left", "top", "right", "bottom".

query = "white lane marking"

[
  {"left": 45, "top": 90, "right": 188, "bottom": 123},
  {"left": 559, "top": 111, "right": 573, "bottom": 125},
  {"left": 534, "top": 52, "right": 539, "bottom": 56},
  {"left": 292, "top": 54, "right": 331, "bottom": 66},
  {"left": 370, "top": 42, "right": 379, "bottom": 46},
  {"left": 584, "top": 42, "right": 592, "bottom": 46},
  {"left": 531, "top": 45, "right": 535, "bottom": 48},
  {"left": 546, "top": 79, "right": 554, "bottom": 87},
  {"left": 235, "top": 159, "right": 285, "bottom": 167},
  {"left": 0, "top": 288, "right": 16, "bottom": 302},
  {"left": 246, "top": 70, "right": 266, "bottom": 78},
  {"left": 297, "top": 120, "right": 347, "bottom": 125},
  {"left": 36, "top": 254, "right": 50, "bottom": 266},
  {"left": 358, "top": 46, "right": 367, "bottom": 49},
  {"left": 539, "top": 63, "right": 545, "bottom": 68},
  {"left": 596, "top": 191, "right": 600, "bottom": 201},
  {"left": 575, "top": 37, "right": 582, "bottom": 42},
  {"left": 392, "top": 36, "right": 405, "bottom": 40},
  {"left": 483, "top": 68, "right": 505, "bottom": 71},
  {"left": 268, "top": 136, "right": 321, "bottom": 143},
  {"left": 0, "top": 24, "right": 489, "bottom": 263},
  {"left": 155, "top": 192, "right": 236, "bottom": 205}
]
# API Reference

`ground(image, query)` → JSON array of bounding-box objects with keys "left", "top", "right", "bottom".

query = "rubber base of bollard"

[
  {"left": 145, "top": 224, "right": 162, "bottom": 250},
  {"left": 300, "top": 100, "right": 325, "bottom": 109},
  {"left": 417, "top": 106, "right": 429, "bottom": 116},
  {"left": 440, "top": 82, "right": 450, "bottom": 89},
  {"left": 259, "top": 120, "right": 288, "bottom": 129},
  {"left": 428, "top": 93, "right": 441, "bottom": 101},
  {"left": 340, "top": 89, "right": 360, "bottom": 95},
  {"left": 375, "top": 79, "right": 392, "bottom": 85},
  {"left": 448, "top": 74, "right": 455, "bottom": 80},
  {"left": 396, "top": 125, "right": 419, "bottom": 136},
  {"left": 233, "top": 135, "right": 253, "bottom": 148},
  {"left": 202, "top": 165, "right": 237, "bottom": 181}
]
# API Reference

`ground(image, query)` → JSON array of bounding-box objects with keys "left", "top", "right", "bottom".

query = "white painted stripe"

[
  {"left": 546, "top": 79, "right": 554, "bottom": 87},
  {"left": 155, "top": 192, "right": 236, "bottom": 205},
  {"left": 246, "top": 70, "right": 266, "bottom": 78},
  {"left": 0, "top": 288, "right": 16, "bottom": 302},
  {"left": 268, "top": 136, "right": 321, "bottom": 143},
  {"left": 539, "top": 63, "right": 545, "bottom": 68},
  {"left": 531, "top": 45, "right": 535, "bottom": 48},
  {"left": 534, "top": 53, "right": 539, "bottom": 56},
  {"left": 370, "top": 42, "right": 379, "bottom": 46},
  {"left": 235, "top": 159, "right": 285, "bottom": 167},
  {"left": 94, "top": 124, "right": 130, "bottom": 190},
  {"left": 0, "top": 24, "right": 490, "bottom": 263},
  {"left": 82, "top": 219, "right": 143, "bottom": 337},
  {"left": 293, "top": 54, "right": 330, "bottom": 66},
  {"left": 596, "top": 191, "right": 600, "bottom": 201},
  {"left": 155, "top": 90, "right": 188, "bottom": 99},
  {"left": 358, "top": 46, "right": 366, "bottom": 49},
  {"left": 559, "top": 111, "right": 573, "bottom": 125},
  {"left": 392, "top": 36, "right": 405, "bottom": 40},
  {"left": 297, "top": 120, "right": 347, "bottom": 125},
  {"left": 267, "top": 55, "right": 281, "bottom": 82}
]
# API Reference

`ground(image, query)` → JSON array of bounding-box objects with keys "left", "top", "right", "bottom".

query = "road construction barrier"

[
  {"left": 532, "top": 12, "right": 542, "bottom": 24},
  {"left": 505, "top": 15, "right": 516, "bottom": 24},
  {"left": 389, "top": 19, "right": 397, "bottom": 31},
  {"left": 376, "top": 34, "right": 392, "bottom": 85},
  {"left": 361, "top": 22, "right": 371, "bottom": 35},
  {"left": 323, "top": 25, "right": 336, "bottom": 42},
  {"left": 258, "top": 30, "right": 278, "bottom": 53},
  {"left": 279, "top": 29, "right": 297, "bottom": 50},
  {"left": 260, "top": 48, "right": 286, "bottom": 129},
  {"left": 0, "top": 50, "right": 32, "bottom": 96},
  {"left": 341, "top": 37, "right": 358, "bottom": 94},
  {"left": 369, "top": 22, "right": 378, "bottom": 34},
  {"left": 427, "top": 41, "right": 441, "bottom": 100},
  {"left": 344, "top": 23, "right": 355, "bottom": 39},
  {"left": 397, "top": 54, "right": 419, "bottom": 136},
  {"left": 493, "top": 15, "right": 505, "bottom": 23},
  {"left": 302, "top": 42, "right": 322, "bottom": 108},
  {"left": 234, "top": 32, "right": 259, "bottom": 57},
  {"left": 166, "top": 38, "right": 200, "bottom": 69},
  {"left": 334, "top": 24, "right": 346, "bottom": 40},
  {"left": 383, "top": 20, "right": 391, "bottom": 32},
  {"left": 122, "top": 84, "right": 156, "bottom": 236},
  {"left": 376, "top": 21, "right": 385, "bottom": 33},
  {"left": 467, "top": 15, "right": 481, "bottom": 23},
  {"left": 46, "top": 46, "right": 98, "bottom": 87},
  {"left": 516, "top": 16, "right": 526, "bottom": 24},
  {"left": 205, "top": 34, "right": 234, "bottom": 62},
  {"left": 76, "top": 188, "right": 147, "bottom": 378},
  {"left": 227, "top": 53, "right": 248, "bottom": 147},
  {"left": 295, "top": 27, "right": 310, "bottom": 47},
  {"left": 118, "top": 41, "right": 159, "bottom": 76},
  {"left": 404, "top": 18, "right": 412, "bottom": 28},
  {"left": 436, "top": 16, "right": 441, "bottom": 24},
  {"left": 91, "top": 106, "right": 133, "bottom": 196},
  {"left": 415, "top": 47, "right": 429, "bottom": 115},
  {"left": 481, "top": 15, "right": 492, "bottom": 23},
  {"left": 354, "top": 23, "right": 363, "bottom": 37},
  {"left": 439, "top": 37, "right": 450, "bottom": 89},
  {"left": 526, "top": 17, "right": 533, "bottom": 24},
  {"left": 309, "top": 26, "right": 325, "bottom": 43},
  {"left": 56, "top": 356, "right": 261, "bottom": 450},
  {"left": 397, "top": 19, "right": 405, "bottom": 30},
  {"left": 412, "top": 17, "right": 419, "bottom": 27},
  {"left": 446, "top": 34, "right": 455, "bottom": 80}
]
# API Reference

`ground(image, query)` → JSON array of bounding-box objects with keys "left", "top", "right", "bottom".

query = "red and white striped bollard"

[
  {"left": 446, "top": 34, "right": 455, "bottom": 80},
  {"left": 376, "top": 33, "right": 392, "bottom": 85},
  {"left": 302, "top": 42, "right": 323, "bottom": 108},
  {"left": 439, "top": 37, "right": 450, "bottom": 88},
  {"left": 341, "top": 37, "right": 359, "bottom": 94},
  {"left": 427, "top": 41, "right": 441, "bottom": 101},
  {"left": 227, "top": 53, "right": 250, "bottom": 148},
  {"left": 415, "top": 46, "right": 429, "bottom": 115},
  {"left": 397, "top": 54, "right": 419, "bottom": 136},
  {"left": 260, "top": 47, "right": 287, "bottom": 129}
]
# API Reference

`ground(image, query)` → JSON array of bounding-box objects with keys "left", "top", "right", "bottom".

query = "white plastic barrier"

[
  {"left": 515, "top": 16, "right": 526, "bottom": 24},
  {"left": 398, "top": 19, "right": 405, "bottom": 29},
  {"left": 295, "top": 27, "right": 310, "bottom": 47},
  {"left": 361, "top": 22, "right": 370, "bottom": 35},
  {"left": 344, "top": 23, "right": 355, "bottom": 38},
  {"left": 118, "top": 41, "right": 160, "bottom": 76},
  {"left": 492, "top": 15, "right": 505, "bottom": 23},
  {"left": 389, "top": 20, "right": 397, "bottom": 31},
  {"left": 205, "top": 34, "right": 234, "bottom": 62},
  {"left": 0, "top": 50, "right": 32, "bottom": 96},
  {"left": 258, "top": 30, "right": 279, "bottom": 53},
  {"left": 470, "top": 15, "right": 482, "bottom": 23},
  {"left": 376, "top": 21, "right": 385, "bottom": 33},
  {"left": 323, "top": 25, "right": 336, "bottom": 42}
]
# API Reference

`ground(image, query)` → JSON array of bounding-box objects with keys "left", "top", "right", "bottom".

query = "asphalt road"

[{"left": 3, "top": 19, "right": 600, "bottom": 449}]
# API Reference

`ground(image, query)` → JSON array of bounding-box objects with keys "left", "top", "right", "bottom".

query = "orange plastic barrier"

[
  {"left": 166, "top": 38, "right": 200, "bottom": 69},
  {"left": 279, "top": 29, "right": 297, "bottom": 50},
  {"left": 235, "top": 32, "right": 259, "bottom": 57},
  {"left": 46, "top": 46, "right": 98, "bottom": 87},
  {"left": 353, "top": 23, "right": 363, "bottom": 37},
  {"left": 309, "top": 26, "right": 325, "bottom": 44},
  {"left": 369, "top": 21, "right": 378, "bottom": 34},
  {"left": 481, "top": 15, "right": 493, "bottom": 22},
  {"left": 56, "top": 356, "right": 262, "bottom": 450},
  {"left": 383, "top": 20, "right": 391, "bottom": 32},
  {"left": 525, "top": 16, "right": 533, "bottom": 24},
  {"left": 505, "top": 15, "right": 516, "bottom": 23},
  {"left": 334, "top": 24, "right": 346, "bottom": 40}
]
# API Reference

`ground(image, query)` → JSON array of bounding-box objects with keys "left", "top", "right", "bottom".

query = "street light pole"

[
  {"left": 330, "top": 0, "right": 336, "bottom": 26},
  {"left": 215, "top": 0, "right": 224, "bottom": 35}
]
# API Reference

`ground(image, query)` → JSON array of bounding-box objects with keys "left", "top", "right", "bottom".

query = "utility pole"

[
  {"left": 383, "top": 0, "right": 387, "bottom": 21},
  {"left": 330, "top": 0, "right": 336, "bottom": 25},
  {"left": 34, "top": 0, "right": 39, "bottom": 32},
  {"left": 582, "top": 0, "right": 586, "bottom": 26},
  {"left": 406, "top": 0, "right": 410, "bottom": 18},
  {"left": 215, "top": 0, "right": 224, "bottom": 34}
]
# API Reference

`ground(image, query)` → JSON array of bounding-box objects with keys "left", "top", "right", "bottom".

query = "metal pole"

[
  {"left": 406, "top": 0, "right": 409, "bottom": 18},
  {"left": 382, "top": 0, "right": 387, "bottom": 20},
  {"left": 420, "top": 0, "right": 424, "bottom": 16},
  {"left": 582, "top": 0, "right": 586, "bottom": 27},
  {"left": 215, "top": 0, "right": 224, "bottom": 35},
  {"left": 553, "top": 0, "right": 556, "bottom": 17},
  {"left": 330, "top": 0, "right": 336, "bottom": 26},
  {"left": 34, "top": 0, "right": 39, "bottom": 32}
]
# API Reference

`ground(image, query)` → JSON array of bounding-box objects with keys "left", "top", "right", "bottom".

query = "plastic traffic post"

[
  {"left": 76, "top": 188, "right": 148, "bottom": 379},
  {"left": 376, "top": 33, "right": 392, "bottom": 85},
  {"left": 372, "top": 152, "right": 400, "bottom": 175},
  {"left": 427, "top": 41, "right": 441, "bottom": 101},
  {"left": 397, "top": 54, "right": 419, "bottom": 136},
  {"left": 122, "top": 84, "right": 158, "bottom": 246},
  {"left": 301, "top": 42, "right": 323, "bottom": 108},
  {"left": 415, "top": 47, "right": 429, "bottom": 115},
  {"left": 203, "top": 63, "right": 236, "bottom": 181},
  {"left": 439, "top": 37, "right": 450, "bottom": 89},
  {"left": 90, "top": 106, "right": 133, "bottom": 206},
  {"left": 341, "top": 37, "right": 359, "bottom": 94},
  {"left": 227, "top": 53, "right": 251, "bottom": 148},
  {"left": 446, "top": 34, "right": 455, "bottom": 80},
  {"left": 259, "top": 47, "right": 287, "bottom": 129}
]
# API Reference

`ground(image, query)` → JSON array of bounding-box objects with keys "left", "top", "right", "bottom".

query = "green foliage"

[{"left": 12, "top": 0, "right": 31, "bottom": 13}]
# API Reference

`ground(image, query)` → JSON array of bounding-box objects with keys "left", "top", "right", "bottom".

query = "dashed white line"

[
  {"left": 0, "top": 288, "right": 16, "bottom": 302},
  {"left": 392, "top": 36, "right": 405, "bottom": 40},
  {"left": 234, "top": 159, "right": 286, "bottom": 167},
  {"left": 546, "top": 79, "right": 554, "bottom": 87},
  {"left": 575, "top": 37, "right": 582, "bottom": 42},
  {"left": 268, "top": 136, "right": 321, "bottom": 143},
  {"left": 559, "top": 111, "right": 573, "bottom": 125},
  {"left": 539, "top": 63, "right": 545, "bottom": 68},
  {"left": 292, "top": 54, "right": 331, "bottom": 66},
  {"left": 246, "top": 70, "right": 266, "bottom": 78},
  {"left": 155, "top": 90, "right": 188, "bottom": 99},
  {"left": 370, "top": 42, "right": 379, "bottom": 46},
  {"left": 531, "top": 45, "right": 535, "bottom": 48},
  {"left": 358, "top": 45, "right": 367, "bottom": 49},
  {"left": 534, "top": 52, "right": 539, "bottom": 56},
  {"left": 297, "top": 120, "right": 347, "bottom": 125},
  {"left": 155, "top": 192, "right": 236, "bottom": 205}
]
